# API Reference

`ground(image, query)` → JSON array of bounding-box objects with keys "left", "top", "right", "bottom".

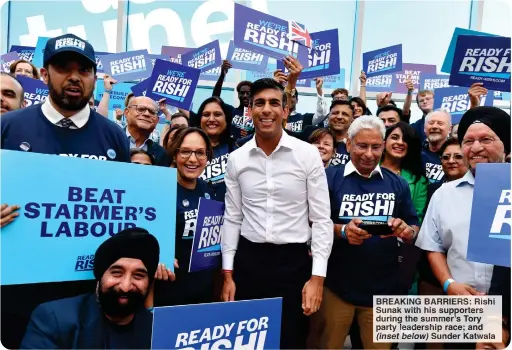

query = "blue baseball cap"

[{"left": 43, "top": 33, "right": 96, "bottom": 69}]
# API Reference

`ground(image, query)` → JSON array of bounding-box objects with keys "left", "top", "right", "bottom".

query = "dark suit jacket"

[
  {"left": 20, "top": 293, "right": 153, "bottom": 349},
  {"left": 147, "top": 140, "right": 171, "bottom": 167}
]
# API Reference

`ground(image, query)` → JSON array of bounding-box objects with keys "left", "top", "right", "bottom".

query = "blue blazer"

[{"left": 20, "top": 293, "right": 153, "bottom": 349}]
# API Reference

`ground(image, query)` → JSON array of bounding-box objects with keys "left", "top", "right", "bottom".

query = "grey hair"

[
  {"left": 347, "top": 115, "right": 386, "bottom": 140},
  {"left": 425, "top": 108, "right": 452, "bottom": 127}
]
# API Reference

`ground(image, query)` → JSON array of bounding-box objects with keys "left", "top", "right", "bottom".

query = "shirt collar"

[
  {"left": 248, "top": 129, "right": 294, "bottom": 153},
  {"left": 344, "top": 160, "right": 383, "bottom": 179},
  {"left": 125, "top": 127, "right": 152, "bottom": 148},
  {"left": 455, "top": 171, "right": 475, "bottom": 187},
  {"left": 41, "top": 99, "right": 90, "bottom": 128}
]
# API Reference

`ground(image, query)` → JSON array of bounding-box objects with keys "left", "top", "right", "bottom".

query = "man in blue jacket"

[{"left": 21, "top": 227, "right": 160, "bottom": 349}]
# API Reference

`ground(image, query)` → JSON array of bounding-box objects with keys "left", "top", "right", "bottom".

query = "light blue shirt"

[{"left": 415, "top": 171, "right": 494, "bottom": 293}]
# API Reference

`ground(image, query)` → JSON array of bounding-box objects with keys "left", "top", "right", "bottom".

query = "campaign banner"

[
  {"left": 17, "top": 76, "right": 49, "bottom": 107},
  {"left": 200, "top": 66, "right": 222, "bottom": 82},
  {"left": 152, "top": 298, "right": 282, "bottom": 349},
  {"left": 0, "top": 150, "right": 177, "bottom": 285},
  {"left": 1, "top": 52, "right": 20, "bottom": 73},
  {"left": 322, "top": 69, "right": 346, "bottom": 89},
  {"left": 189, "top": 198, "right": 225, "bottom": 273},
  {"left": 449, "top": 35, "right": 511, "bottom": 92},
  {"left": 298, "top": 29, "right": 341, "bottom": 80},
  {"left": 245, "top": 60, "right": 277, "bottom": 82},
  {"left": 363, "top": 44, "right": 403, "bottom": 78},
  {"left": 494, "top": 91, "right": 512, "bottom": 101},
  {"left": 442, "top": 27, "right": 498, "bottom": 74},
  {"left": 394, "top": 63, "right": 437, "bottom": 94},
  {"left": 433, "top": 86, "right": 495, "bottom": 124},
  {"left": 234, "top": 3, "right": 305, "bottom": 60},
  {"left": 101, "top": 50, "right": 152, "bottom": 82},
  {"left": 161, "top": 46, "right": 192, "bottom": 65},
  {"left": 94, "top": 81, "right": 134, "bottom": 117},
  {"left": 9, "top": 45, "right": 35, "bottom": 62},
  {"left": 366, "top": 74, "right": 395, "bottom": 92},
  {"left": 130, "top": 78, "right": 149, "bottom": 97},
  {"left": 32, "top": 37, "right": 51, "bottom": 68},
  {"left": 182, "top": 40, "right": 222, "bottom": 73},
  {"left": 420, "top": 73, "right": 452, "bottom": 91},
  {"left": 226, "top": 40, "right": 269, "bottom": 73},
  {"left": 95, "top": 51, "right": 111, "bottom": 74},
  {"left": 145, "top": 59, "right": 200, "bottom": 110},
  {"left": 467, "top": 163, "right": 511, "bottom": 267},
  {"left": 149, "top": 54, "right": 169, "bottom": 68}
]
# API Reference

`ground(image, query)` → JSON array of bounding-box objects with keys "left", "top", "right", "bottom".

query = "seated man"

[{"left": 21, "top": 227, "right": 160, "bottom": 349}]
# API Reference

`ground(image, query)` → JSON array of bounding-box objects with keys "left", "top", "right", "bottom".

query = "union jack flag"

[{"left": 288, "top": 20, "right": 312, "bottom": 48}]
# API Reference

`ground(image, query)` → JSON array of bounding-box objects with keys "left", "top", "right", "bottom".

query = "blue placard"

[
  {"left": 494, "top": 91, "right": 512, "bottom": 101},
  {"left": 145, "top": 59, "right": 200, "bottom": 110},
  {"left": 467, "top": 163, "right": 511, "bottom": 267},
  {"left": 441, "top": 27, "right": 498, "bottom": 74},
  {"left": 300, "top": 29, "right": 340, "bottom": 79},
  {"left": 95, "top": 51, "right": 112, "bottom": 74},
  {"left": 420, "top": 73, "right": 452, "bottom": 91},
  {"left": 131, "top": 78, "right": 149, "bottom": 97},
  {"left": 234, "top": 3, "right": 304, "bottom": 60},
  {"left": 433, "top": 86, "right": 495, "bottom": 124},
  {"left": 101, "top": 50, "right": 153, "bottom": 82},
  {"left": 189, "top": 198, "right": 225, "bottom": 273},
  {"left": 149, "top": 54, "right": 169, "bottom": 68},
  {"left": 366, "top": 74, "right": 395, "bottom": 93},
  {"left": 449, "top": 35, "right": 511, "bottom": 92},
  {"left": 363, "top": 44, "right": 403, "bottom": 78},
  {"left": 245, "top": 60, "right": 277, "bottom": 82},
  {"left": 1, "top": 52, "right": 20, "bottom": 73},
  {"left": 9, "top": 45, "right": 35, "bottom": 62},
  {"left": 17, "top": 75, "right": 49, "bottom": 107},
  {"left": 94, "top": 81, "right": 134, "bottom": 117},
  {"left": 322, "top": 69, "right": 346, "bottom": 89},
  {"left": 32, "top": 37, "right": 51, "bottom": 68},
  {"left": 182, "top": 40, "right": 222, "bottom": 73},
  {"left": 152, "top": 298, "right": 282, "bottom": 350},
  {"left": 226, "top": 40, "right": 269, "bottom": 73},
  {"left": 0, "top": 150, "right": 177, "bottom": 285},
  {"left": 200, "top": 66, "right": 222, "bottom": 82}
]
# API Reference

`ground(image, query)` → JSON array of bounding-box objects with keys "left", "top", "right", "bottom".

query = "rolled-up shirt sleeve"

[
  {"left": 221, "top": 155, "right": 243, "bottom": 270},
  {"left": 312, "top": 93, "right": 329, "bottom": 126},
  {"left": 415, "top": 190, "right": 445, "bottom": 253},
  {"left": 306, "top": 149, "right": 333, "bottom": 277}
]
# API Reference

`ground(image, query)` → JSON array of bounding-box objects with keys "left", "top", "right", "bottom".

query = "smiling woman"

[{"left": 197, "top": 97, "right": 235, "bottom": 202}]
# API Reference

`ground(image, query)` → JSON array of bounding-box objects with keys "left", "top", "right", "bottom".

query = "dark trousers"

[{"left": 233, "top": 237, "right": 311, "bottom": 349}]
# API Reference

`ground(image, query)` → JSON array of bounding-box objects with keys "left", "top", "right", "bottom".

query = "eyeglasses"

[
  {"left": 177, "top": 148, "right": 208, "bottom": 160},
  {"left": 461, "top": 137, "right": 496, "bottom": 147},
  {"left": 441, "top": 154, "right": 464, "bottom": 162},
  {"left": 353, "top": 143, "right": 384, "bottom": 152},
  {"left": 128, "top": 105, "right": 159, "bottom": 117}
]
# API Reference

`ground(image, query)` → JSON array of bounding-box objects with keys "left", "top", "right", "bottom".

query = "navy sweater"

[
  {"left": 325, "top": 165, "right": 419, "bottom": 307},
  {"left": 1, "top": 104, "right": 130, "bottom": 162}
]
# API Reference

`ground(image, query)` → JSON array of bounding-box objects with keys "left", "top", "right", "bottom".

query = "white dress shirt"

[
  {"left": 416, "top": 171, "right": 494, "bottom": 293},
  {"left": 221, "top": 130, "right": 333, "bottom": 277},
  {"left": 41, "top": 99, "right": 90, "bottom": 129}
]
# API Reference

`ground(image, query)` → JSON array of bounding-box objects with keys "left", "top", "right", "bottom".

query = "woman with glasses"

[
  {"left": 154, "top": 127, "right": 217, "bottom": 307},
  {"left": 416, "top": 137, "right": 468, "bottom": 302},
  {"left": 197, "top": 97, "right": 234, "bottom": 201}
]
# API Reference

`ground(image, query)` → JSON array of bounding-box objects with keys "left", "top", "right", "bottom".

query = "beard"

[
  {"left": 97, "top": 281, "right": 147, "bottom": 318},
  {"left": 48, "top": 75, "right": 92, "bottom": 112},
  {"left": 427, "top": 132, "right": 444, "bottom": 143}
]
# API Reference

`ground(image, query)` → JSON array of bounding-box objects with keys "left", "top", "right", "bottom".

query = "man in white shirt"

[{"left": 220, "top": 57, "right": 333, "bottom": 349}]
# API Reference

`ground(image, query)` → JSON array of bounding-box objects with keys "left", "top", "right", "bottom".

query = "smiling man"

[
  {"left": 416, "top": 106, "right": 511, "bottom": 349},
  {"left": 124, "top": 96, "right": 170, "bottom": 167},
  {"left": 422, "top": 108, "right": 451, "bottom": 183},
  {"left": 221, "top": 57, "right": 333, "bottom": 349},
  {"left": 21, "top": 227, "right": 159, "bottom": 349},
  {"left": 0, "top": 72, "right": 25, "bottom": 115},
  {"left": 0, "top": 33, "right": 130, "bottom": 349}
]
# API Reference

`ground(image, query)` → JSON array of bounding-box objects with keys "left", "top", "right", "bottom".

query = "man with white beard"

[{"left": 421, "top": 108, "right": 451, "bottom": 183}]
